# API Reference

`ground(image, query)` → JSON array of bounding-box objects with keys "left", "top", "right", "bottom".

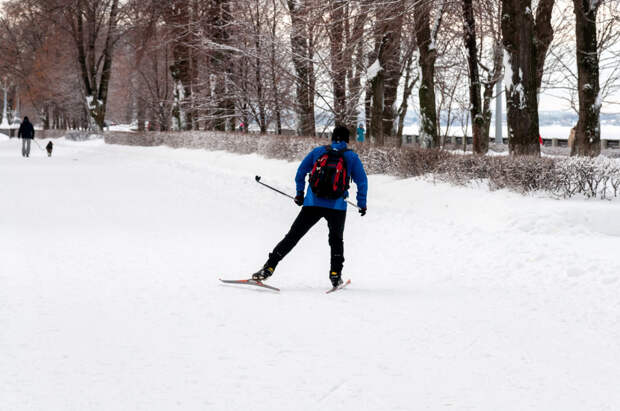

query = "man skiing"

[{"left": 252, "top": 125, "right": 368, "bottom": 288}]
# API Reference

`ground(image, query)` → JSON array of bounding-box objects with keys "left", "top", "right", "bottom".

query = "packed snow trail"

[{"left": 2, "top": 136, "right": 620, "bottom": 410}]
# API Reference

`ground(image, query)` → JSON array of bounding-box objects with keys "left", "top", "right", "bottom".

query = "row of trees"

[{"left": 0, "top": 0, "right": 618, "bottom": 156}]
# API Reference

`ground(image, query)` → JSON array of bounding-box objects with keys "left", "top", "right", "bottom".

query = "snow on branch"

[{"left": 366, "top": 59, "right": 383, "bottom": 82}]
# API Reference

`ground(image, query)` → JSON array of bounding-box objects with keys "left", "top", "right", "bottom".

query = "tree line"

[{"left": 0, "top": 0, "right": 618, "bottom": 156}]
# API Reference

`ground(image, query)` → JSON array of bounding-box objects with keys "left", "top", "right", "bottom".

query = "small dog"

[{"left": 46, "top": 141, "right": 53, "bottom": 157}]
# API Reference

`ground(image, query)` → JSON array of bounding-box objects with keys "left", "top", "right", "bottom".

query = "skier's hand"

[
  {"left": 294, "top": 192, "right": 304, "bottom": 206},
  {"left": 359, "top": 207, "right": 367, "bottom": 217}
]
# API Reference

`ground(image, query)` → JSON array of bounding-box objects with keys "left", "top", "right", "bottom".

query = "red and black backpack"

[{"left": 308, "top": 146, "right": 350, "bottom": 199}]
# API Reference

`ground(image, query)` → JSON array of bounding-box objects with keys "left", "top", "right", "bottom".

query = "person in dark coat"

[{"left": 18, "top": 116, "right": 35, "bottom": 157}]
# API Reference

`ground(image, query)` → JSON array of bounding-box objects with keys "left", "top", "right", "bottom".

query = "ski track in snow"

[{"left": 2, "top": 136, "right": 620, "bottom": 410}]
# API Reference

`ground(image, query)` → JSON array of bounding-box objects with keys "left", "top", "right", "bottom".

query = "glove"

[
  {"left": 359, "top": 207, "right": 367, "bottom": 216},
  {"left": 294, "top": 192, "right": 304, "bottom": 206}
]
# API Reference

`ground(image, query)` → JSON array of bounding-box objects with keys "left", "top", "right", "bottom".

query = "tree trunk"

[
  {"left": 396, "top": 53, "right": 417, "bottom": 144},
  {"left": 370, "top": 70, "right": 384, "bottom": 145},
  {"left": 136, "top": 92, "right": 145, "bottom": 132},
  {"left": 501, "top": 0, "right": 541, "bottom": 156},
  {"left": 307, "top": 29, "right": 317, "bottom": 135},
  {"left": 381, "top": 0, "right": 404, "bottom": 139},
  {"left": 165, "top": 0, "right": 194, "bottom": 131},
  {"left": 255, "top": 36, "right": 267, "bottom": 133},
  {"left": 462, "top": 0, "right": 486, "bottom": 154},
  {"left": 68, "top": 0, "right": 119, "bottom": 131},
  {"left": 571, "top": 0, "right": 601, "bottom": 156},
  {"left": 481, "top": 43, "right": 503, "bottom": 142},
  {"left": 270, "top": 0, "right": 282, "bottom": 135},
  {"left": 330, "top": 0, "right": 346, "bottom": 125},
  {"left": 287, "top": 0, "right": 315, "bottom": 136},
  {"left": 344, "top": 3, "right": 368, "bottom": 130},
  {"left": 43, "top": 104, "right": 50, "bottom": 130},
  {"left": 534, "top": 0, "right": 556, "bottom": 92},
  {"left": 414, "top": 1, "right": 441, "bottom": 148},
  {"left": 364, "top": 83, "right": 371, "bottom": 141}
]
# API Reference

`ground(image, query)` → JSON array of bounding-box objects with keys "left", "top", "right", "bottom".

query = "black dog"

[{"left": 46, "top": 141, "right": 53, "bottom": 157}]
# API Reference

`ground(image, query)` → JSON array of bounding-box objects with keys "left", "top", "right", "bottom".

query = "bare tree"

[
  {"left": 476, "top": 0, "right": 503, "bottom": 146},
  {"left": 462, "top": 0, "right": 485, "bottom": 154},
  {"left": 571, "top": 0, "right": 603, "bottom": 156},
  {"left": 414, "top": 0, "right": 446, "bottom": 148},
  {"left": 501, "top": 0, "right": 555, "bottom": 155},
  {"left": 286, "top": 0, "right": 316, "bottom": 136},
  {"left": 395, "top": 14, "right": 418, "bottom": 144},
  {"left": 62, "top": 0, "right": 122, "bottom": 131},
  {"left": 366, "top": 0, "right": 404, "bottom": 145}
]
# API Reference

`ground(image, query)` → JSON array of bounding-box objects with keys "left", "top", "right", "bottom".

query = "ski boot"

[
  {"left": 329, "top": 271, "right": 343, "bottom": 288},
  {"left": 252, "top": 266, "right": 274, "bottom": 282}
]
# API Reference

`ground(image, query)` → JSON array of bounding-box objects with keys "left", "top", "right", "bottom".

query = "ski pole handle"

[{"left": 255, "top": 176, "right": 295, "bottom": 200}]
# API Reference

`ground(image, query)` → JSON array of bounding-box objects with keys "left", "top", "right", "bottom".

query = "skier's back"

[{"left": 253, "top": 125, "right": 368, "bottom": 287}]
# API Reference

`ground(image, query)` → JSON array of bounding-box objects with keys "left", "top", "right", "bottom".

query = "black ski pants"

[{"left": 267, "top": 206, "right": 346, "bottom": 273}]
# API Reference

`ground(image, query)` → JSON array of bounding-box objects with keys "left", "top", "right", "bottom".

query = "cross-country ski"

[
  {"left": 326, "top": 279, "right": 351, "bottom": 294},
  {"left": 219, "top": 278, "right": 281, "bottom": 292}
]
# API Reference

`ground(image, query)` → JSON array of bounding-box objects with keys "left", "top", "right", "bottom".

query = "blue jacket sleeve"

[
  {"left": 295, "top": 149, "right": 318, "bottom": 193},
  {"left": 350, "top": 154, "right": 368, "bottom": 208}
]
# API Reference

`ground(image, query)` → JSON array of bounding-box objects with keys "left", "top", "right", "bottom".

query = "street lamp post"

[{"left": 495, "top": 78, "right": 503, "bottom": 145}]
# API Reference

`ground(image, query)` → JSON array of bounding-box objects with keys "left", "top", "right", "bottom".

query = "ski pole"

[
  {"left": 255, "top": 175, "right": 359, "bottom": 209},
  {"left": 255, "top": 175, "right": 295, "bottom": 200}
]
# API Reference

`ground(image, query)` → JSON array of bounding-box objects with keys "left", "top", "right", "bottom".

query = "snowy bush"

[
  {"left": 553, "top": 157, "right": 620, "bottom": 199},
  {"left": 37, "top": 129, "right": 67, "bottom": 139},
  {"left": 433, "top": 154, "right": 620, "bottom": 199},
  {"left": 65, "top": 131, "right": 104, "bottom": 141},
  {"left": 488, "top": 156, "right": 557, "bottom": 193},
  {"left": 104, "top": 131, "right": 620, "bottom": 200}
]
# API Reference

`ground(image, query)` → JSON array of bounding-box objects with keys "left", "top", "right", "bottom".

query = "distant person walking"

[
  {"left": 18, "top": 116, "right": 35, "bottom": 157},
  {"left": 357, "top": 123, "right": 365, "bottom": 142}
]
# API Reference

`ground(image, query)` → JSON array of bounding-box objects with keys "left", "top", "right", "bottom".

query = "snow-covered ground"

[{"left": 2, "top": 136, "right": 620, "bottom": 410}]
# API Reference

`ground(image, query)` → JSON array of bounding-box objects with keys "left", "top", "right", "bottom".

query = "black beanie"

[{"left": 331, "top": 125, "right": 350, "bottom": 143}]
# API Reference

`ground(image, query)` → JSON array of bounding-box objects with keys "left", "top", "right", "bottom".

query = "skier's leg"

[
  {"left": 21, "top": 139, "right": 25, "bottom": 157},
  {"left": 325, "top": 209, "right": 347, "bottom": 274},
  {"left": 26, "top": 140, "right": 31, "bottom": 157},
  {"left": 266, "top": 206, "right": 322, "bottom": 268}
]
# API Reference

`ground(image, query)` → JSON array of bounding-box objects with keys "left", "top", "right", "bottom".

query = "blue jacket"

[
  {"left": 357, "top": 127, "right": 365, "bottom": 142},
  {"left": 295, "top": 141, "right": 368, "bottom": 210}
]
